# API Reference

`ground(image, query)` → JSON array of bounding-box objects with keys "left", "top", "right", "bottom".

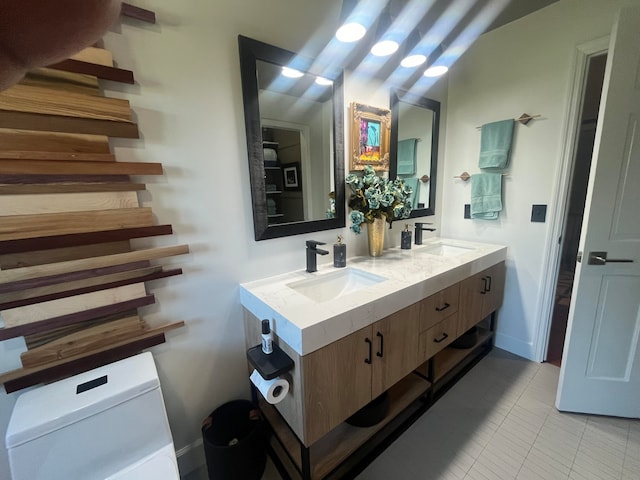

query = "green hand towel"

[
  {"left": 402, "top": 177, "right": 420, "bottom": 209},
  {"left": 479, "top": 119, "right": 514, "bottom": 169},
  {"left": 397, "top": 138, "right": 417, "bottom": 175},
  {"left": 471, "top": 173, "right": 502, "bottom": 220}
]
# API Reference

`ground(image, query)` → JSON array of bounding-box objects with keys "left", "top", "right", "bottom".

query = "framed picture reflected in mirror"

[{"left": 349, "top": 102, "right": 391, "bottom": 172}]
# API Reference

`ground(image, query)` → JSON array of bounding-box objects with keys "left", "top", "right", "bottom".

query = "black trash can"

[{"left": 201, "top": 400, "right": 267, "bottom": 480}]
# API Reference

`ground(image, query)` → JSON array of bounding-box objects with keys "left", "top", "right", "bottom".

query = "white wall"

[{"left": 441, "top": 0, "right": 627, "bottom": 360}]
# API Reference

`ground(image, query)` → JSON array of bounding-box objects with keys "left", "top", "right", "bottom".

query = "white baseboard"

[
  {"left": 176, "top": 437, "right": 205, "bottom": 478},
  {"left": 494, "top": 332, "right": 535, "bottom": 361}
]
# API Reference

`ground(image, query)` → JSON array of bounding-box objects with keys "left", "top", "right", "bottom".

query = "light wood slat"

[
  {"left": 1, "top": 283, "right": 147, "bottom": 327},
  {"left": 0, "top": 241, "right": 131, "bottom": 270},
  {"left": 0, "top": 84, "right": 131, "bottom": 122},
  {"left": 0, "top": 174, "right": 130, "bottom": 184},
  {"left": 70, "top": 47, "right": 113, "bottom": 67},
  {"left": 47, "top": 59, "right": 135, "bottom": 84},
  {"left": 2, "top": 331, "right": 168, "bottom": 393},
  {"left": 0, "top": 207, "right": 153, "bottom": 241},
  {"left": 0, "top": 192, "right": 139, "bottom": 216},
  {"left": 0, "top": 128, "right": 110, "bottom": 153},
  {"left": 0, "top": 159, "right": 161, "bottom": 176},
  {"left": 0, "top": 111, "right": 139, "bottom": 138},
  {"left": 0, "top": 183, "right": 145, "bottom": 195},
  {"left": 0, "top": 265, "right": 163, "bottom": 306},
  {"left": 22, "top": 69, "right": 100, "bottom": 97},
  {"left": 0, "top": 245, "right": 189, "bottom": 285},
  {"left": 20, "top": 316, "right": 146, "bottom": 368},
  {"left": 0, "top": 151, "right": 115, "bottom": 162}
]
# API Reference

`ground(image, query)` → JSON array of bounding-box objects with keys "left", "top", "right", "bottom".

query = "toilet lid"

[{"left": 107, "top": 453, "right": 179, "bottom": 480}]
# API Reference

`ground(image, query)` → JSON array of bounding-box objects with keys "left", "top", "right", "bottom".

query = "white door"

[{"left": 556, "top": 5, "right": 640, "bottom": 417}]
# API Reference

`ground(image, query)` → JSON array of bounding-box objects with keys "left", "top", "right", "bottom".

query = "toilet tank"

[{"left": 6, "top": 352, "right": 176, "bottom": 480}]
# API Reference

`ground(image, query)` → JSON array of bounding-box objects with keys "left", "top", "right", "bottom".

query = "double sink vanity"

[{"left": 241, "top": 238, "right": 507, "bottom": 479}]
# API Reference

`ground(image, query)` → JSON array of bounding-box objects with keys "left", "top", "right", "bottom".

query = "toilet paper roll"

[{"left": 250, "top": 369, "right": 289, "bottom": 405}]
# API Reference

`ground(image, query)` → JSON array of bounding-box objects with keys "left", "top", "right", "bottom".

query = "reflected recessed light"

[
  {"left": 371, "top": 40, "right": 399, "bottom": 57},
  {"left": 281, "top": 67, "right": 304, "bottom": 78},
  {"left": 424, "top": 65, "right": 448, "bottom": 77},
  {"left": 336, "top": 22, "right": 366, "bottom": 42},
  {"left": 400, "top": 54, "right": 427, "bottom": 68},
  {"left": 315, "top": 76, "right": 333, "bottom": 86}
]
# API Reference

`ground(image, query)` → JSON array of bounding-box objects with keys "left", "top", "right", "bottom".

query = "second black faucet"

[
  {"left": 306, "top": 240, "right": 329, "bottom": 272},
  {"left": 414, "top": 223, "right": 437, "bottom": 245}
]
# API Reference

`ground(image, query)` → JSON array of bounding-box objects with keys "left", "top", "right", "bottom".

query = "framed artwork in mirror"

[
  {"left": 283, "top": 163, "right": 301, "bottom": 190},
  {"left": 349, "top": 102, "right": 391, "bottom": 172}
]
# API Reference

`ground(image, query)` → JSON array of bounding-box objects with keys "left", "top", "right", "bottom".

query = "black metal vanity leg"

[{"left": 301, "top": 444, "right": 311, "bottom": 480}]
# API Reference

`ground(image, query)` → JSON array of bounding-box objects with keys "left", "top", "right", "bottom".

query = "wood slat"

[
  {"left": 0, "top": 128, "right": 110, "bottom": 153},
  {"left": 1, "top": 283, "right": 147, "bottom": 327},
  {"left": 70, "top": 47, "right": 113, "bottom": 67},
  {"left": 0, "top": 224, "right": 170, "bottom": 255},
  {"left": 0, "top": 111, "right": 139, "bottom": 138},
  {"left": 0, "top": 245, "right": 189, "bottom": 286},
  {"left": 0, "top": 191, "right": 139, "bottom": 215},
  {"left": 0, "top": 207, "right": 153, "bottom": 241},
  {"left": 2, "top": 332, "right": 169, "bottom": 393},
  {"left": 121, "top": 3, "right": 156, "bottom": 23},
  {"left": 0, "top": 159, "right": 161, "bottom": 176},
  {"left": 0, "top": 241, "right": 131, "bottom": 270},
  {"left": 22, "top": 69, "right": 100, "bottom": 96},
  {"left": 0, "top": 84, "right": 131, "bottom": 122},
  {"left": 0, "top": 294, "right": 156, "bottom": 341},
  {"left": 0, "top": 267, "right": 182, "bottom": 310},
  {"left": 0, "top": 174, "right": 130, "bottom": 184},
  {"left": 0, "top": 183, "right": 145, "bottom": 195},
  {"left": 0, "top": 261, "right": 151, "bottom": 294},
  {"left": 48, "top": 59, "right": 135, "bottom": 84},
  {"left": 20, "top": 316, "right": 146, "bottom": 368},
  {"left": 0, "top": 151, "right": 115, "bottom": 162}
]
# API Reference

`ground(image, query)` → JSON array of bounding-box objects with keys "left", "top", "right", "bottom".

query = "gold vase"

[{"left": 367, "top": 215, "right": 386, "bottom": 257}]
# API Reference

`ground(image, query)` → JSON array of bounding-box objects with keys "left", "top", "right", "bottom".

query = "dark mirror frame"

[
  {"left": 389, "top": 89, "right": 440, "bottom": 218},
  {"left": 238, "top": 35, "right": 345, "bottom": 241}
]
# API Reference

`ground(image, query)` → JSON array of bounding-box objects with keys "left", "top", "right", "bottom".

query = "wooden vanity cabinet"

[{"left": 457, "top": 262, "right": 506, "bottom": 335}]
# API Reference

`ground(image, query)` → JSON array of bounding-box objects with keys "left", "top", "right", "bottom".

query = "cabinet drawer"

[
  {"left": 419, "top": 312, "right": 459, "bottom": 361},
  {"left": 419, "top": 283, "right": 460, "bottom": 332}
]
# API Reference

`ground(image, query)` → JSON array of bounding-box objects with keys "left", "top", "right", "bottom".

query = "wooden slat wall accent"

[
  {"left": 0, "top": 41, "right": 187, "bottom": 392},
  {"left": 121, "top": 3, "right": 157, "bottom": 23}
]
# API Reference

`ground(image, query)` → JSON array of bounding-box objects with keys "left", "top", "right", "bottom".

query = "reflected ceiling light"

[
  {"left": 315, "top": 76, "right": 333, "bottom": 86},
  {"left": 281, "top": 66, "right": 304, "bottom": 78},
  {"left": 400, "top": 54, "right": 427, "bottom": 67},
  {"left": 399, "top": 30, "right": 425, "bottom": 67},
  {"left": 370, "top": 6, "right": 398, "bottom": 57},
  {"left": 335, "top": 0, "right": 366, "bottom": 43},
  {"left": 371, "top": 39, "right": 399, "bottom": 56},
  {"left": 424, "top": 65, "right": 448, "bottom": 77}
]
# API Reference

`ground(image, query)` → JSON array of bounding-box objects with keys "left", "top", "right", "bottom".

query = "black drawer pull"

[
  {"left": 486, "top": 275, "right": 492, "bottom": 292},
  {"left": 365, "top": 338, "right": 372, "bottom": 364},
  {"left": 376, "top": 331, "right": 384, "bottom": 357},
  {"left": 435, "top": 302, "right": 450, "bottom": 312},
  {"left": 480, "top": 277, "right": 488, "bottom": 294},
  {"left": 433, "top": 332, "right": 449, "bottom": 343}
]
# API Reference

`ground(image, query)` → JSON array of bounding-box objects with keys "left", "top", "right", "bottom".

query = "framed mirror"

[
  {"left": 238, "top": 35, "right": 345, "bottom": 241},
  {"left": 389, "top": 89, "right": 440, "bottom": 218}
]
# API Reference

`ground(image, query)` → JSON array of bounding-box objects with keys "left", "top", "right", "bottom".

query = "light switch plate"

[
  {"left": 531, "top": 204, "right": 547, "bottom": 222},
  {"left": 464, "top": 204, "right": 470, "bottom": 219}
]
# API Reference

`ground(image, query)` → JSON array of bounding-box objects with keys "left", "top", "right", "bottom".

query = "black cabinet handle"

[
  {"left": 365, "top": 338, "right": 372, "bottom": 364},
  {"left": 435, "top": 302, "right": 450, "bottom": 312},
  {"left": 376, "top": 331, "right": 384, "bottom": 357},
  {"left": 433, "top": 332, "right": 449, "bottom": 343},
  {"left": 486, "top": 275, "right": 492, "bottom": 292},
  {"left": 480, "top": 277, "right": 488, "bottom": 294}
]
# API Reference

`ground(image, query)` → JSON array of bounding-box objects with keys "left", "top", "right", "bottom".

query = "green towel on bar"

[
  {"left": 402, "top": 177, "right": 420, "bottom": 209},
  {"left": 471, "top": 173, "right": 502, "bottom": 220},
  {"left": 397, "top": 138, "right": 417, "bottom": 175},
  {"left": 479, "top": 119, "right": 514, "bottom": 169}
]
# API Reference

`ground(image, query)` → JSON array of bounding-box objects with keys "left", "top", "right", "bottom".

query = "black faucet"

[
  {"left": 414, "top": 222, "right": 436, "bottom": 245},
  {"left": 306, "top": 240, "right": 329, "bottom": 272}
]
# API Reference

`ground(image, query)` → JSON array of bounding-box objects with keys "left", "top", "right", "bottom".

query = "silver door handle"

[{"left": 588, "top": 251, "right": 634, "bottom": 265}]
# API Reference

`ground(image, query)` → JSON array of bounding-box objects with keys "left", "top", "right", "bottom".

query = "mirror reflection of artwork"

[{"left": 350, "top": 102, "right": 391, "bottom": 172}]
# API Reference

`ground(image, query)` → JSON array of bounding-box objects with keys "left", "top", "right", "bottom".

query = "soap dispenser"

[
  {"left": 401, "top": 224, "right": 412, "bottom": 250},
  {"left": 333, "top": 235, "right": 346, "bottom": 268}
]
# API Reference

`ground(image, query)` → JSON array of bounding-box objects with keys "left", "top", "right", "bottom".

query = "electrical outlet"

[
  {"left": 531, "top": 204, "right": 547, "bottom": 223},
  {"left": 464, "top": 204, "right": 471, "bottom": 219}
]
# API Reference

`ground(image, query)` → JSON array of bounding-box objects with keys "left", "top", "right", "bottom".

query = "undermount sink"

[
  {"left": 419, "top": 243, "right": 474, "bottom": 256},
  {"left": 286, "top": 268, "right": 387, "bottom": 303}
]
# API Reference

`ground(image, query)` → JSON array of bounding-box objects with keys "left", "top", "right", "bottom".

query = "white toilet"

[{"left": 5, "top": 352, "right": 180, "bottom": 480}]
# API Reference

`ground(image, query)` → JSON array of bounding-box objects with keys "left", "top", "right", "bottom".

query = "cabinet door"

[
  {"left": 458, "top": 272, "right": 486, "bottom": 335},
  {"left": 302, "top": 326, "right": 372, "bottom": 445},
  {"left": 371, "top": 302, "right": 420, "bottom": 398},
  {"left": 481, "top": 262, "right": 506, "bottom": 318}
]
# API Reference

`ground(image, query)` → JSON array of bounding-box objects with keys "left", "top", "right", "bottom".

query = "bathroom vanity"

[{"left": 241, "top": 239, "right": 506, "bottom": 479}]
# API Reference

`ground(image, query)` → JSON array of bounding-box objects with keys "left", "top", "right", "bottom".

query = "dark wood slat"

[
  {"left": 0, "top": 295, "right": 155, "bottom": 341},
  {"left": 0, "top": 174, "right": 130, "bottom": 184},
  {"left": 0, "top": 110, "right": 139, "bottom": 138},
  {"left": 121, "top": 3, "right": 156, "bottom": 23},
  {"left": 2, "top": 333, "right": 166, "bottom": 393},
  {"left": 0, "top": 268, "right": 181, "bottom": 310},
  {"left": 0, "top": 225, "right": 172, "bottom": 255},
  {"left": 48, "top": 59, "right": 135, "bottom": 84},
  {"left": 0, "top": 261, "right": 150, "bottom": 294},
  {"left": 0, "top": 159, "right": 161, "bottom": 175},
  {"left": 0, "top": 151, "right": 115, "bottom": 162},
  {"left": 0, "top": 183, "right": 145, "bottom": 195}
]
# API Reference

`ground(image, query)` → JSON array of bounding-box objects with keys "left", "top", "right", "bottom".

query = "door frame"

[{"left": 534, "top": 36, "right": 610, "bottom": 363}]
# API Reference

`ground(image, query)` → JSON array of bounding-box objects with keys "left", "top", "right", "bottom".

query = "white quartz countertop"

[{"left": 240, "top": 238, "right": 507, "bottom": 356}]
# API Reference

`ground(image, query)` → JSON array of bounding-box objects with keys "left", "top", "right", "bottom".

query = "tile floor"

[{"left": 186, "top": 349, "right": 639, "bottom": 479}]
